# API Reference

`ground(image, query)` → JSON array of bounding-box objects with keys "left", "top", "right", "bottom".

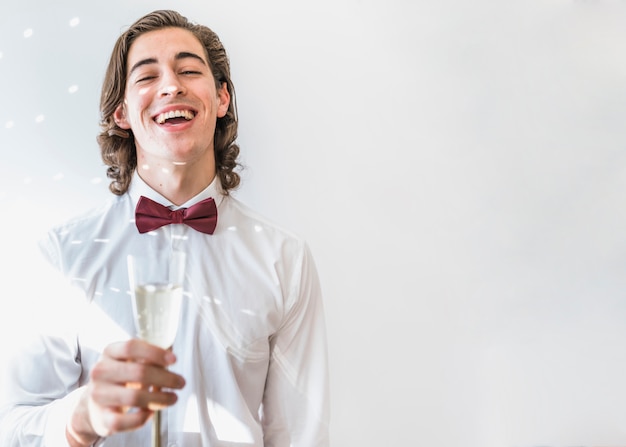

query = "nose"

[{"left": 159, "top": 71, "right": 185, "bottom": 97}]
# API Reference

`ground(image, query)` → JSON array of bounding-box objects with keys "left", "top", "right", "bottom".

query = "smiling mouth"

[{"left": 154, "top": 109, "right": 196, "bottom": 124}]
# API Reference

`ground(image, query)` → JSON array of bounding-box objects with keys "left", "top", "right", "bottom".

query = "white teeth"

[{"left": 155, "top": 109, "right": 195, "bottom": 124}]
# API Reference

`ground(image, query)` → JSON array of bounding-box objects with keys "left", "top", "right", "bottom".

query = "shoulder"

[
  {"left": 220, "top": 195, "right": 306, "bottom": 246},
  {"left": 48, "top": 195, "right": 130, "bottom": 237},
  {"left": 217, "top": 195, "right": 317, "bottom": 274},
  {"left": 219, "top": 196, "right": 321, "bottom": 303},
  {"left": 39, "top": 194, "right": 133, "bottom": 267}
]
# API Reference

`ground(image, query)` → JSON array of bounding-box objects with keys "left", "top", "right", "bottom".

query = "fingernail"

[{"left": 165, "top": 351, "right": 177, "bottom": 365}]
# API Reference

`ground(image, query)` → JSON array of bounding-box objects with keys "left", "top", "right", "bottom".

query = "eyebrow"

[{"left": 128, "top": 51, "right": 208, "bottom": 76}]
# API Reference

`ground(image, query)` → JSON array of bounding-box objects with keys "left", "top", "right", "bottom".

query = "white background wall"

[{"left": 2, "top": 1, "right": 626, "bottom": 446}]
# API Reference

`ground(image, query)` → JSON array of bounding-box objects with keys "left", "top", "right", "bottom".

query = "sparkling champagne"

[{"left": 133, "top": 283, "right": 183, "bottom": 348}]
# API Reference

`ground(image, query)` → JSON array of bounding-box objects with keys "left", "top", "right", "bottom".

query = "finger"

[
  {"left": 122, "top": 384, "right": 167, "bottom": 413},
  {"left": 91, "top": 360, "right": 185, "bottom": 390},
  {"left": 103, "top": 339, "right": 177, "bottom": 366},
  {"left": 92, "top": 381, "right": 179, "bottom": 410},
  {"left": 96, "top": 407, "right": 154, "bottom": 436}
]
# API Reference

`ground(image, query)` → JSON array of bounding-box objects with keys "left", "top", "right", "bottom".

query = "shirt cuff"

[{"left": 44, "top": 387, "right": 86, "bottom": 447}]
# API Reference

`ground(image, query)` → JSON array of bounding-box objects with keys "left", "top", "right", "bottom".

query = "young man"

[{"left": 0, "top": 10, "right": 329, "bottom": 446}]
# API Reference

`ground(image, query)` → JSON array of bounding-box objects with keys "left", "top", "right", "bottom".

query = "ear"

[
  {"left": 113, "top": 102, "right": 131, "bottom": 129},
  {"left": 216, "top": 82, "right": 231, "bottom": 118}
]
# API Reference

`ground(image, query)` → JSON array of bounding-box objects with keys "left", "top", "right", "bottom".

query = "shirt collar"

[{"left": 128, "top": 171, "right": 224, "bottom": 210}]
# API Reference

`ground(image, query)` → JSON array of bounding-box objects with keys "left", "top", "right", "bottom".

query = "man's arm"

[
  {"left": 0, "top": 328, "right": 84, "bottom": 446},
  {"left": 0, "top": 333, "right": 185, "bottom": 447},
  {"left": 262, "top": 242, "right": 330, "bottom": 446}
]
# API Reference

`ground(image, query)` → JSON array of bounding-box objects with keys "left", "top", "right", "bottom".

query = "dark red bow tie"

[{"left": 135, "top": 196, "right": 218, "bottom": 234}]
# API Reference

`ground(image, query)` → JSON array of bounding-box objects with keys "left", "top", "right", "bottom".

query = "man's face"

[{"left": 114, "top": 27, "right": 230, "bottom": 169}]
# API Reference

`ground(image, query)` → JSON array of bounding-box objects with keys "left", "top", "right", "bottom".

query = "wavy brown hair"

[{"left": 97, "top": 10, "right": 240, "bottom": 195}]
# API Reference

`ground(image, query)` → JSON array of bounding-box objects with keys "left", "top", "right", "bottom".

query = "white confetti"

[
  {"left": 23, "top": 28, "right": 33, "bottom": 38},
  {"left": 69, "top": 17, "right": 80, "bottom": 27},
  {"left": 68, "top": 85, "right": 79, "bottom": 94}
]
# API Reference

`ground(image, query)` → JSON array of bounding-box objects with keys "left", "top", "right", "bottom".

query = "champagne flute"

[{"left": 127, "top": 250, "right": 186, "bottom": 447}]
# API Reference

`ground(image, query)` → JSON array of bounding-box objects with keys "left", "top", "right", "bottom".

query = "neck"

[{"left": 136, "top": 162, "right": 216, "bottom": 206}]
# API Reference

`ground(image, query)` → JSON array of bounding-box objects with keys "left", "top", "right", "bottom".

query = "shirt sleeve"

[
  {"left": 261, "top": 241, "right": 330, "bottom": 446},
  {"left": 0, "top": 235, "right": 85, "bottom": 447},
  {"left": 0, "top": 334, "right": 84, "bottom": 447}
]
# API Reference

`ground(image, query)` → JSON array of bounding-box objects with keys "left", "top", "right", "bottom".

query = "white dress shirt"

[{"left": 0, "top": 173, "right": 330, "bottom": 446}]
